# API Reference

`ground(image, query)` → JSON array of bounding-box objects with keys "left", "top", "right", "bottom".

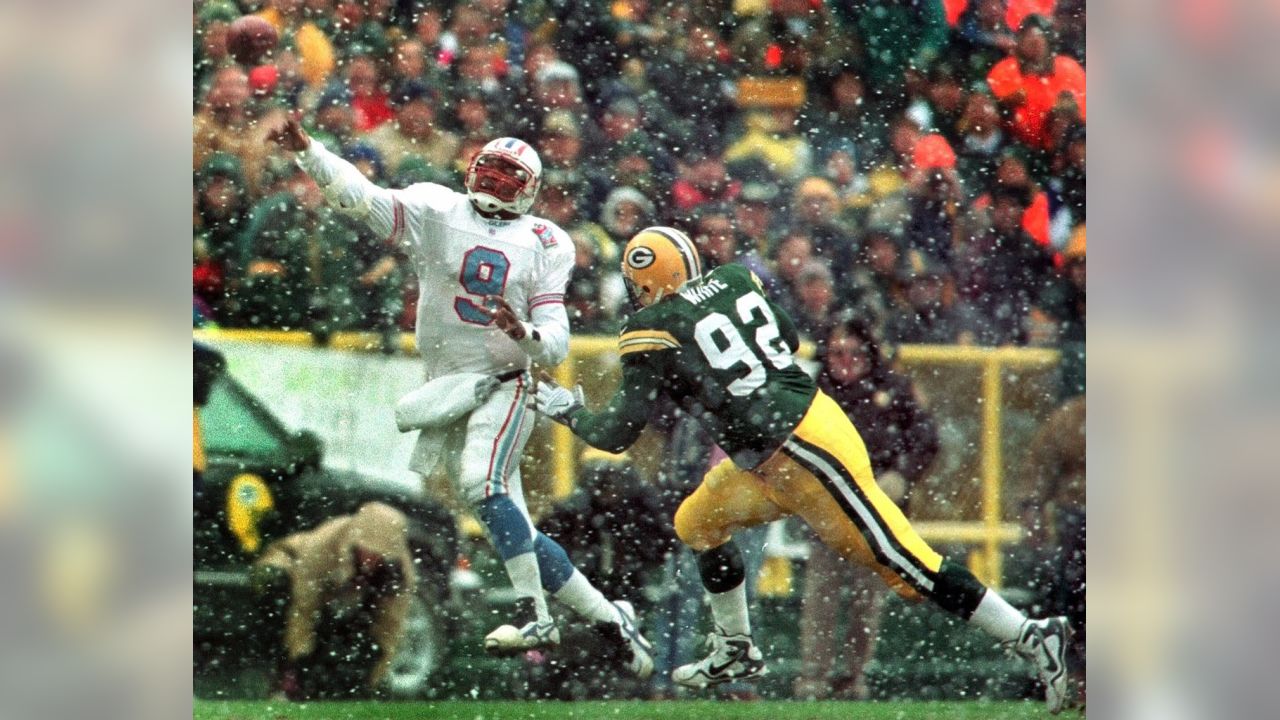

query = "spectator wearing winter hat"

[
  {"left": 884, "top": 250, "right": 990, "bottom": 345},
  {"left": 593, "top": 96, "right": 664, "bottom": 171},
  {"left": 787, "top": 260, "right": 839, "bottom": 345},
  {"left": 599, "top": 187, "right": 655, "bottom": 251},
  {"left": 540, "top": 110, "right": 611, "bottom": 219},
  {"left": 791, "top": 176, "right": 858, "bottom": 276},
  {"left": 1005, "top": 0, "right": 1058, "bottom": 34},
  {"left": 986, "top": 15, "right": 1086, "bottom": 151},
  {"left": 343, "top": 54, "right": 394, "bottom": 132},
  {"left": 806, "top": 68, "right": 888, "bottom": 169},
  {"left": 511, "top": 59, "right": 598, "bottom": 143},
  {"left": 954, "top": 91, "right": 1008, "bottom": 191},
  {"left": 820, "top": 147, "right": 867, "bottom": 214},
  {"left": 533, "top": 60, "right": 587, "bottom": 112},
  {"left": 904, "top": 135, "right": 964, "bottom": 266},
  {"left": 922, "top": 63, "right": 970, "bottom": 147},
  {"left": 852, "top": 227, "right": 907, "bottom": 316},
  {"left": 305, "top": 84, "right": 356, "bottom": 149},
  {"left": 341, "top": 142, "right": 386, "bottom": 184},
  {"left": 452, "top": 85, "right": 503, "bottom": 140},
  {"left": 768, "top": 228, "right": 816, "bottom": 316},
  {"left": 387, "top": 38, "right": 448, "bottom": 107},
  {"left": 365, "top": 81, "right": 459, "bottom": 177},
  {"left": 957, "top": 184, "right": 1056, "bottom": 345},
  {"left": 609, "top": 144, "right": 665, "bottom": 214},
  {"left": 734, "top": 179, "right": 783, "bottom": 256}
]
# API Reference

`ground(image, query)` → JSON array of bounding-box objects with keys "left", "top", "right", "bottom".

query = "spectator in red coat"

[
  {"left": 344, "top": 55, "right": 394, "bottom": 132},
  {"left": 986, "top": 15, "right": 1085, "bottom": 151},
  {"left": 1006, "top": 0, "right": 1057, "bottom": 33},
  {"left": 670, "top": 150, "right": 739, "bottom": 219}
]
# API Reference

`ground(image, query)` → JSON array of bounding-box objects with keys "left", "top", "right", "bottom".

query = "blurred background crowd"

[{"left": 193, "top": 0, "right": 1085, "bottom": 395}]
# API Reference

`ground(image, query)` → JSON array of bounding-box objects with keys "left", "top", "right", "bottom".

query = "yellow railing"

[
  {"left": 897, "top": 345, "right": 1060, "bottom": 586},
  {"left": 195, "top": 328, "right": 1059, "bottom": 587}
]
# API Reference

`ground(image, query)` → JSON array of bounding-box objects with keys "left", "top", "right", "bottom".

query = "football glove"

[{"left": 533, "top": 376, "right": 585, "bottom": 427}]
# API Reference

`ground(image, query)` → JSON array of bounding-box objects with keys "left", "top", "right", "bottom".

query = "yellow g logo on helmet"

[
  {"left": 625, "top": 245, "right": 656, "bottom": 269},
  {"left": 226, "top": 474, "right": 274, "bottom": 554},
  {"left": 621, "top": 226, "right": 702, "bottom": 307}
]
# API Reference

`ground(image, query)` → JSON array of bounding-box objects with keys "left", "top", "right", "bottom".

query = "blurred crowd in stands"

[{"left": 193, "top": 0, "right": 1084, "bottom": 396}]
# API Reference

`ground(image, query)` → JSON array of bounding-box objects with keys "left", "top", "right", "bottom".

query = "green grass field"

[{"left": 194, "top": 700, "right": 1053, "bottom": 720}]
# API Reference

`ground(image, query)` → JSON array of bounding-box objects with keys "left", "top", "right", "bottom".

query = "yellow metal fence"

[{"left": 195, "top": 328, "right": 1059, "bottom": 587}]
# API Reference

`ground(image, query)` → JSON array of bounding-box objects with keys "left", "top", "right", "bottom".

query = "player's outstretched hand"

[
  {"left": 267, "top": 113, "right": 310, "bottom": 152},
  {"left": 533, "top": 371, "right": 584, "bottom": 427},
  {"left": 483, "top": 295, "right": 527, "bottom": 340}
]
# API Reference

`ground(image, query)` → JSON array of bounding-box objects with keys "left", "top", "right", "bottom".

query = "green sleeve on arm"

[{"left": 568, "top": 358, "right": 664, "bottom": 454}]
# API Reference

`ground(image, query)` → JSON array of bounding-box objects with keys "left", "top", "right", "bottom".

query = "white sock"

[
  {"left": 968, "top": 589, "right": 1028, "bottom": 643},
  {"left": 504, "top": 552, "right": 550, "bottom": 623},
  {"left": 552, "top": 570, "right": 618, "bottom": 624},
  {"left": 707, "top": 579, "right": 751, "bottom": 637}
]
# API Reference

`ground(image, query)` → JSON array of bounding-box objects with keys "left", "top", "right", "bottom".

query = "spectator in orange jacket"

[{"left": 986, "top": 15, "right": 1085, "bottom": 151}]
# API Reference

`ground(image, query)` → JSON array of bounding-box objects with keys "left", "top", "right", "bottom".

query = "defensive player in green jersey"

[{"left": 532, "top": 226, "right": 1073, "bottom": 712}]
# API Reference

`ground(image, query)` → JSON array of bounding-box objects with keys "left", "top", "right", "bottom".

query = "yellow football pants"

[{"left": 673, "top": 390, "right": 944, "bottom": 602}]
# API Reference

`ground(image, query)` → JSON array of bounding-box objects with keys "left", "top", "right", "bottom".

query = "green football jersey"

[{"left": 615, "top": 263, "right": 817, "bottom": 468}]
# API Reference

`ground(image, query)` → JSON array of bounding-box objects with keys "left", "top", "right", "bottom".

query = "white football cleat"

[
  {"left": 484, "top": 619, "right": 560, "bottom": 656},
  {"left": 672, "top": 629, "right": 767, "bottom": 689},
  {"left": 606, "top": 600, "right": 654, "bottom": 679},
  {"left": 484, "top": 598, "right": 559, "bottom": 656},
  {"left": 1013, "top": 616, "right": 1071, "bottom": 714}
]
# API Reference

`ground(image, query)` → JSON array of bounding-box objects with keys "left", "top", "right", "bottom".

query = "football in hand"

[{"left": 227, "top": 15, "right": 279, "bottom": 66}]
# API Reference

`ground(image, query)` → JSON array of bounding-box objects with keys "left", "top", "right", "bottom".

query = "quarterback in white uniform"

[{"left": 269, "top": 116, "right": 652, "bottom": 678}]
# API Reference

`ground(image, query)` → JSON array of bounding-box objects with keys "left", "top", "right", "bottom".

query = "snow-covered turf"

[{"left": 193, "top": 699, "right": 1053, "bottom": 720}]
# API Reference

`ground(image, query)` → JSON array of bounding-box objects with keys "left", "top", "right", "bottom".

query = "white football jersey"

[
  {"left": 296, "top": 140, "right": 575, "bottom": 379},
  {"left": 389, "top": 183, "right": 573, "bottom": 378}
]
